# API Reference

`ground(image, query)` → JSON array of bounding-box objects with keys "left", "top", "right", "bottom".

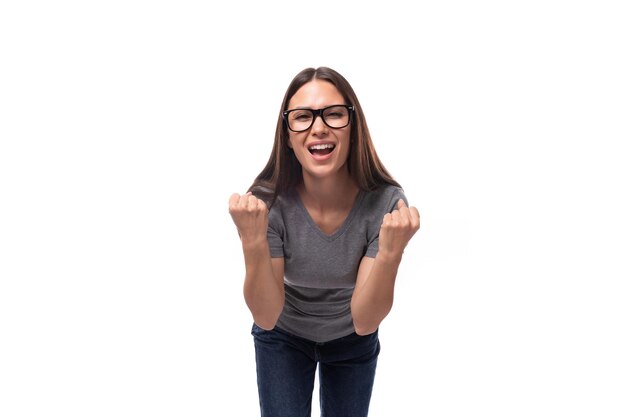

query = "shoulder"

[
  {"left": 361, "top": 184, "right": 407, "bottom": 213},
  {"left": 269, "top": 189, "right": 298, "bottom": 212},
  {"left": 267, "top": 190, "right": 299, "bottom": 230}
]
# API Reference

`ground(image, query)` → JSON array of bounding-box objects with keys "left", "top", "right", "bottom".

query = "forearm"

[
  {"left": 351, "top": 252, "right": 402, "bottom": 335},
  {"left": 241, "top": 239, "right": 284, "bottom": 329}
]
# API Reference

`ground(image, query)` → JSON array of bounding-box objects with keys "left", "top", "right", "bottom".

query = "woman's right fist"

[{"left": 228, "top": 192, "right": 269, "bottom": 244}]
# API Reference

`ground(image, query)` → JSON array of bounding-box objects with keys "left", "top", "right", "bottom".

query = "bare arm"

[
  {"left": 229, "top": 192, "right": 285, "bottom": 330},
  {"left": 351, "top": 199, "right": 420, "bottom": 335}
]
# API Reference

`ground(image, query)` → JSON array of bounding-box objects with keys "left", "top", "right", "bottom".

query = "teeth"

[{"left": 308, "top": 143, "right": 335, "bottom": 150}]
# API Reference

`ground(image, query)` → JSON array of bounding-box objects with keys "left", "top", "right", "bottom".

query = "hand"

[
  {"left": 378, "top": 199, "right": 420, "bottom": 262},
  {"left": 228, "top": 192, "right": 269, "bottom": 245}
]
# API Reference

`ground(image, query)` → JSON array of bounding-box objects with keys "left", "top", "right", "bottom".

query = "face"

[{"left": 286, "top": 80, "right": 352, "bottom": 181}]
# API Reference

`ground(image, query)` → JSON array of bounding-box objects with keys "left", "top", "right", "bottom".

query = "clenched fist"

[
  {"left": 378, "top": 199, "right": 420, "bottom": 262},
  {"left": 228, "top": 192, "right": 269, "bottom": 245}
]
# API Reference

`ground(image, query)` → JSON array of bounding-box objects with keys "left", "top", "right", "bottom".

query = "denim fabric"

[{"left": 251, "top": 323, "right": 380, "bottom": 417}]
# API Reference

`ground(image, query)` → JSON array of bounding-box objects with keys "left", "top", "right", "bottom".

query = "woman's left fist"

[{"left": 377, "top": 199, "right": 420, "bottom": 262}]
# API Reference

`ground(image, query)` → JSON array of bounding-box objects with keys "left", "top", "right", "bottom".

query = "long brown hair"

[{"left": 249, "top": 67, "right": 400, "bottom": 206}]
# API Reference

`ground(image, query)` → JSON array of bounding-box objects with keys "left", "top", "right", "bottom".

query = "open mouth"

[{"left": 308, "top": 143, "right": 336, "bottom": 156}]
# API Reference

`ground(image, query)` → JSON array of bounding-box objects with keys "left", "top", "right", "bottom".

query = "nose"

[{"left": 310, "top": 113, "right": 328, "bottom": 136}]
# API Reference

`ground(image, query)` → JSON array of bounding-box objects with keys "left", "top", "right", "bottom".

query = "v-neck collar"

[{"left": 292, "top": 188, "right": 365, "bottom": 241}]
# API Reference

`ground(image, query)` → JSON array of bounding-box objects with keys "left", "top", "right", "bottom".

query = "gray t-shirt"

[{"left": 267, "top": 184, "right": 408, "bottom": 342}]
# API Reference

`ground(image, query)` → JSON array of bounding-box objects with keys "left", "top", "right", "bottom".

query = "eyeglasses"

[{"left": 283, "top": 105, "right": 354, "bottom": 132}]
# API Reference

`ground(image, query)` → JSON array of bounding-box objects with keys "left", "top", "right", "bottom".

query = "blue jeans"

[{"left": 251, "top": 323, "right": 380, "bottom": 417}]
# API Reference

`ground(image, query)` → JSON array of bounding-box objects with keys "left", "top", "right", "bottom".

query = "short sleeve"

[
  {"left": 267, "top": 205, "right": 284, "bottom": 258},
  {"left": 364, "top": 188, "right": 409, "bottom": 258},
  {"left": 267, "top": 223, "right": 284, "bottom": 258}
]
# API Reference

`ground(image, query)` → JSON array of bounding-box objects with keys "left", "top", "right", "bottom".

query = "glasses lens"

[
  {"left": 322, "top": 106, "right": 350, "bottom": 129},
  {"left": 287, "top": 109, "right": 314, "bottom": 132}
]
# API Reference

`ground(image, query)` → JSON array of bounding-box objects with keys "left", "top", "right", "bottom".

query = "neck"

[{"left": 299, "top": 168, "right": 359, "bottom": 211}]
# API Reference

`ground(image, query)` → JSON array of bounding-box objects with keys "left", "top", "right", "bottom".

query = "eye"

[
  {"left": 324, "top": 106, "right": 348, "bottom": 119},
  {"left": 290, "top": 111, "right": 313, "bottom": 122},
  {"left": 325, "top": 111, "right": 344, "bottom": 119}
]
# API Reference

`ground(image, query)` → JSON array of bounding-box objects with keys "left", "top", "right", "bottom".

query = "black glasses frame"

[{"left": 282, "top": 105, "right": 355, "bottom": 132}]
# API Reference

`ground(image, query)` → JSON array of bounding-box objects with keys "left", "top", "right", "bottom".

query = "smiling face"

[{"left": 286, "top": 80, "right": 352, "bottom": 182}]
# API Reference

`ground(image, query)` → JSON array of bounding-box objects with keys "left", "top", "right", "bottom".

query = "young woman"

[{"left": 228, "top": 67, "right": 420, "bottom": 417}]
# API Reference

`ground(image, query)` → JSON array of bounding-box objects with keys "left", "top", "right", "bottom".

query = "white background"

[{"left": 1, "top": 1, "right": 625, "bottom": 416}]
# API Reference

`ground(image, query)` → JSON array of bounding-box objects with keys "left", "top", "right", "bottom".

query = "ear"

[{"left": 287, "top": 138, "right": 293, "bottom": 149}]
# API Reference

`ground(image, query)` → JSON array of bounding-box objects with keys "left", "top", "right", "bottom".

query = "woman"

[{"left": 228, "top": 67, "right": 420, "bottom": 417}]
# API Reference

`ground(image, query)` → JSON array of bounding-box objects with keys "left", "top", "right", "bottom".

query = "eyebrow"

[{"left": 289, "top": 104, "right": 347, "bottom": 110}]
